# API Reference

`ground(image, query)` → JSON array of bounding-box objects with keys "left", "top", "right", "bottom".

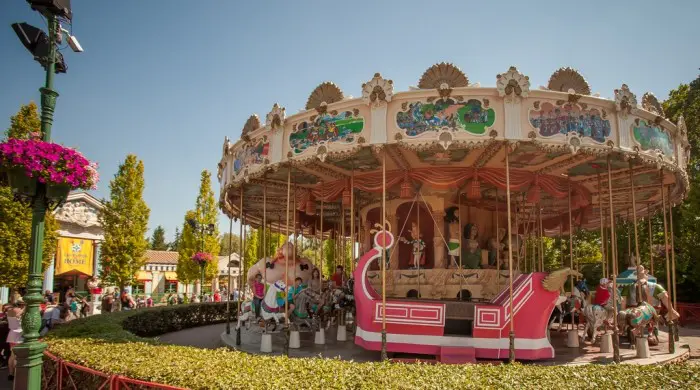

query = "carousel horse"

[
  {"left": 259, "top": 280, "right": 287, "bottom": 332},
  {"left": 618, "top": 301, "right": 659, "bottom": 347},
  {"left": 289, "top": 288, "right": 330, "bottom": 332},
  {"left": 582, "top": 285, "right": 621, "bottom": 343},
  {"left": 550, "top": 280, "right": 589, "bottom": 331}
]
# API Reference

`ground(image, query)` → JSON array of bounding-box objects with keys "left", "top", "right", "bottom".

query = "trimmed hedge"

[
  {"left": 46, "top": 304, "right": 700, "bottom": 390},
  {"left": 123, "top": 302, "right": 232, "bottom": 337}
]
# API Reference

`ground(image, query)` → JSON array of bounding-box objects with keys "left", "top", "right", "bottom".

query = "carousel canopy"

[{"left": 217, "top": 64, "right": 689, "bottom": 237}]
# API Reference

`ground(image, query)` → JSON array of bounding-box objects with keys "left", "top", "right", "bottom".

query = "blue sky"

[{"left": 1, "top": 1, "right": 698, "bottom": 241}]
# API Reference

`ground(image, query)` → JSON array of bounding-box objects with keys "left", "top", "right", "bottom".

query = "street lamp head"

[
  {"left": 27, "top": 0, "right": 72, "bottom": 21},
  {"left": 11, "top": 22, "right": 67, "bottom": 73}
]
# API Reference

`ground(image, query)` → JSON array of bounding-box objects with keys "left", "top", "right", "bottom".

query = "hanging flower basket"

[
  {"left": 191, "top": 252, "right": 213, "bottom": 267},
  {"left": 0, "top": 138, "right": 99, "bottom": 200}
]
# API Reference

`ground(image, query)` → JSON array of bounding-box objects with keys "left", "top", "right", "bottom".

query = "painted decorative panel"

[
  {"left": 396, "top": 98, "right": 495, "bottom": 137},
  {"left": 289, "top": 111, "right": 364, "bottom": 155},
  {"left": 632, "top": 119, "right": 673, "bottom": 157},
  {"left": 233, "top": 136, "right": 269, "bottom": 175},
  {"left": 529, "top": 102, "right": 610, "bottom": 143},
  {"left": 506, "top": 142, "right": 567, "bottom": 168},
  {"left": 568, "top": 157, "right": 627, "bottom": 177},
  {"left": 417, "top": 149, "right": 469, "bottom": 164}
]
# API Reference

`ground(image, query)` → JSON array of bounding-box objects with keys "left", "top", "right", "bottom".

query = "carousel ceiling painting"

[{"left": 218, "top": 63, "right": 688, "bottom": 234}]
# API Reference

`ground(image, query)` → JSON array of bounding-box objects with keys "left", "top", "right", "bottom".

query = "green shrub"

[
  {"left": 46, "top": 304, "right": 700, "bottom": 390},
  {"left": 122, "top": 302, "right": 231, "bottom": 337}
]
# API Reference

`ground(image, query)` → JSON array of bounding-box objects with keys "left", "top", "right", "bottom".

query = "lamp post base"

[{"left": 12, "top": 341, "right": 47, "bottom": 390}]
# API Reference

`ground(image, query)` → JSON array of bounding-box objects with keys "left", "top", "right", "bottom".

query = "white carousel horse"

[
  {"left": 582, "top": 285, "right": 621, "bottom": 343},
  {"left": 236, "top": 300, "right": 254, "bottom": 330},
  {"left": 260, "top": 280, "right": 287, "bottom": 331}
]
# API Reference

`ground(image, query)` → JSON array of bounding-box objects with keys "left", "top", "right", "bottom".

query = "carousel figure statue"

[
  {"left": 486, "top": 228, "right": 506, "bottom": 269},
  {"left": 447, "top": 219, "right": 461, "bottom": 268},
  {"left": 462, "top": 223, "right": 483, "bottom": 269},
  {"left": 399, "top": 222, "right": 425, "bottom": 269}
]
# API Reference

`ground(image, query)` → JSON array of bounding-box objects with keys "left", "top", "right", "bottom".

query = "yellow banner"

[{"left": 55, "top": 237, "right": 94, "bottom": 276}]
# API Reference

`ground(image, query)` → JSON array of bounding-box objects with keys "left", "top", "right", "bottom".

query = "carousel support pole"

[
  {"left": 351, "top": 167, "right": 355, "bottom": 272},
  {"left": 381, "top": 148, "right": 388, "bottom": 361},
  {"left": 263, "top": 177, "right": 267, "bottom": 283},
  {"left": 320, "top": 198, "right": 324, "bottom": 281},
  {"left": 226, "top": 215, "right": 233, "bottom": 335},
  {"left": 515, "top": 201, "right": 520, "bottom": 273},
  {"left": 648, "top": 215, "right": 654, "bottom": 277},
  {"left": 598, "top": 172, "right": 606, "bottom": 280},
  {"left": 236, "top": 186, "right": 245, "bottom": 346},
  {"left": 566, "top": 180, "right": 579, "bottom": 347},
  {"left": 669, "top": 187, "right": 679, "bottom": 342},
  {"left": 459, "top": 193, "right": 464, "bottom": 294},
  {"left": 505, "top": 142, "right": 516, "bottom": 363},
  {"left": 629, "top": 162, "right": 641, "bottom": 272},
  {"left": 607, "top": 155, "right": 620, "bottom": 363},
  {"left": 494, "top": 191, "right": 499, "bottom": 289},
  {"left": 283, "top": 166, "right": 291, "bottom": 356},
  {"left": 417, "top": 196, "right": 421, "bottom": 298},
  {"left": 661, "top": 177, "right": 675, "bottom": 353},
  {"left": 539, "top": 205, "right": 544, "bottom": 272}
]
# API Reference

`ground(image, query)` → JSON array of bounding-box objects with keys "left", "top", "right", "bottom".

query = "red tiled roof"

[{"left": 144, "top": 250, "right": 179, "bottom": 264}]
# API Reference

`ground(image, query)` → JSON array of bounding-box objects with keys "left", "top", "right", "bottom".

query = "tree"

[
  {"left": 219, "top": 232, "right": 241, "bottom": 257},
  {"left": 243, "top": 226, "right": 259, "bottom": 271},
  {"left": 168, "top": 227, "right": 181, "bottom": 251},
  {"left": 0, "top": 103, "right": 58, "bottom": 288},
  {"left": 662, "top": 74, "right": 700, "bottom": 302},
  {"left": 98, "top": 155, "right": 151, "bottom": 290},
  {"left": 177, "top": 171, "right": 220, "bottom": 291},
  {"left": 150, "top": 225, "right": 168, "bottom": 250}
]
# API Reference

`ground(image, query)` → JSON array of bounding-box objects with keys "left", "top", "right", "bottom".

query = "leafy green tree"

[
  {"left": 5, "top": 101, "right": 41, "bottom": 139},
  {"left": 168, "top": 227, "right": 181, "bottom": 251},
  {"left": 219, "top": 232, "right": 241, "bottom": 257},
  {"left": 150, "top": 225, "right": 168, "bottom": 250},
  {"left": 177, "top": 171, "right": 220, "bottom": 292},
  {"left": 243, "top": 226, "right": 259, "bottom": 271},
  {"left": 661, "top": 74, "right": 700, "bottom": 302},
  {"left": 0, "top": 103, "right": 58, "bottom": 288},
  {"left": 98, "top": 155, "right": 151, "bottom": 290}
]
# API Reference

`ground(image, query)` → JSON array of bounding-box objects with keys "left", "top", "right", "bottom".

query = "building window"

[
  {"left": 133, "top": 282, "right": 145, "bottom": 295},
  {"left": 166, "top": 281, "right": 177, "bottom": 293}
]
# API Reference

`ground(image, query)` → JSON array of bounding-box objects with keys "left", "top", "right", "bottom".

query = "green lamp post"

[{"left": 7, "top": 2, "right": 80, "bottom": 387}]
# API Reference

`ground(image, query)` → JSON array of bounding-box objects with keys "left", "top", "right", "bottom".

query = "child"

[
  {"left": 69, "top": 299, "right": 79, "bottom": 319},
  {"left": 253, "top": 273, "right": 265, "bottom": 319},
  {"left": 287, "top": 277, "right": 305, "bottom": 316}
]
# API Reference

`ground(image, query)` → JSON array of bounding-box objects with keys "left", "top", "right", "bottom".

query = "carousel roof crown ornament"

[
  {"left": 641, "top": 92, "right": 664, "bottom": 116},
  {"left": 265, "top": 103, "right": 286, "bottom": 130},
  {"left": 614, "top": 84, "right": 638, "bottom": 119},
  {"left": 306, "top": 82, "right": 344, "bottom": 113},
  {"left": 496, "top": 66, "right": 531, "bottom": 100},
  {"left": 418, "top": 62, "right": 469, "bottom": 98},
  {"left": 362, "top": 72, "right": 394, "bottom": 107},
  {"left": 241, "top": 114, "right": 261, "bottom": 142},
  {"left": 547, "top": 67, "right": 591, "bottom": 95}
]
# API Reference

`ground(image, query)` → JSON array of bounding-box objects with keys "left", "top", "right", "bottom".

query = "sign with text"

[{"left": 55, "top": 237, "right": 94, "bottom": 276}]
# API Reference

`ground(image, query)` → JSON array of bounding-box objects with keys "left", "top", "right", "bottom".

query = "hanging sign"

[{"left": 55, "top": 237, "right": 94, "bottom": 276}]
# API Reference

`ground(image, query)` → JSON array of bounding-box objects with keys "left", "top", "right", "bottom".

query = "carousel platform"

[{"left": 219, "top": 323, "right": 690, "bottom": 365}]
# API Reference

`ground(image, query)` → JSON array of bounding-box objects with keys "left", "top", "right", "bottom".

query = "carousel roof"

[{"left": 217, "top": 63, "right": 689, "bottom": 237}]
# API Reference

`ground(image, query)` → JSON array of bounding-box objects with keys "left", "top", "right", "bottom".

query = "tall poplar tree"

[
  {"left": 243, "top": 226, "right": 259, "bottom": 270},
  {"left": 177, "top": 171, "right": 220, "bottom": 292},
  {"left": 150, "top": 225, "right": 168, "bottom": 250},
  {"left": 98, "top": 155, "right": 150, "bottom": 290},
  {"left": 0, "top": 102, "right": 58, "bottom": 288}
]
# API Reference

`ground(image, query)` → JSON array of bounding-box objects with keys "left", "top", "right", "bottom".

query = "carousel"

[{"left": 218, "top": 63, "right": 688, "bottom": 363}]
